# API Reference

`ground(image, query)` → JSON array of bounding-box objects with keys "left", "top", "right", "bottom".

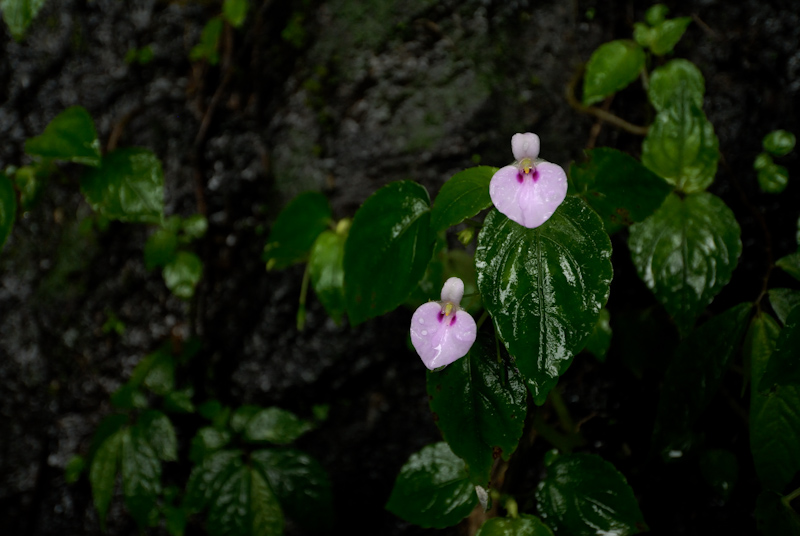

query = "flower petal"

[
  {"left": 489, "top": 162, "right": 567, "bottom": 228},
  {"left": 410, "top": 302, "right": 477, "bottom": 370},
  {"left": 511, "top": 132, "right": 540, "bottom": 160},
  {"left": 489, "top": 165, "right": 526, "bottom": 225},
  {"left": 440, "top": 277, "right": 464, "bottom": 305}
]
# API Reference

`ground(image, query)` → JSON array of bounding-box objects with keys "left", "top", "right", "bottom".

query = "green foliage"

[
  {"left": 648, "top": 59, "right": 705, "bottom": 112},
  {"left": 426, "top": 332, "right": 527, "bottom": 486},
  {"left": 628, "top": 193, "right": 742, "bottom": 336},
  {"left": 190, "top": 17, "right": 223, "bottom": 65},
  {"left": 754, "top": 153, "right": 789, "bottom": 193},
  {"left": 582, "top": 40, "right": 645, "bottom": 105},
  {"left": 763, "top": 129, "right": 796, "bottom": 156},
  {"left": 583, "top": 308, "right": 612, "bottom": 362},
  {"left": 386, "top": 442, "right": 478, "bottom": 529},
  {"left": 308, "top": 228, "right": 347, "bottom": 323},
  {"left": 755, "top": 491, "right": 800, "bottom": 535},
  {"left": 263, "top": 191, "right": 331, "bottom": 270},
  {"left": 206, "top": 465, "right": 284, "bottom": 536},
  {"left": 430, "top": 166, "right": 496, "bottom": 232},
  {"left": 344, "top": 181, "right": 434, "bottom": 325},
  {"left": 240, "top": 407, "right": 313, "bottom": 445},
  {"left": 0, "top": 0, "right": 46, "bottom": 40},
  {"left": 476, "top": 515, "right": 554, "bottom": 536},
  {"left": 770, "top": 288, "right": 800, "bottom": 324},
  {"left": 223, "top": 0, "right": 248, "bottom": 28},
  {"left": 25, "top": 106, "right": 101, "bottom": 167},
  {"left": 760, "top": 306, "right": 800, "bottom": 391},
  {"left": 633, "top": 15, "right": 691, "bottom": 56},
  {"left": 125, "top": 45, "right": 154, "bottom": 65},
  {"left": 476, "top": 197, "right": 613, "bottom": 404},
  {"left": 164, "top": 251, "right": 203, "bottom": 299},
  {"left": 65, "top": 455, "right": 86, "bottom": 484},
  {"left": 0, "top": 172, "right": 16, "bottom": 252},
  {"left": 777, "top": 252, "right": 800, "bottom": 281},
  {"left": 535, "top": 452, "right": 647, "bottom": 536}
]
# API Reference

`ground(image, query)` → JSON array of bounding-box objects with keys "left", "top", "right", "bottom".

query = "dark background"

[{"left": 1, "top": 0, "right": 798, "bottom": 534}]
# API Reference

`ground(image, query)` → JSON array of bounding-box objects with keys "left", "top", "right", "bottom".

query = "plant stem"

[
  {"left": 549, "top": 387, "right": 576, "bottom": 434},
  {"left": 476, "top": 310, "right": 489, "bottom": 330},
  {"left": 297, "top": 263, "right": 310, "bottom": 331},
  {"left": 504, "top": 496, "right": 519, "bottom": 519},
  {"left": 785, "top": 485, "right": 800, "bottom": 504},
  {"left": 532, "top": 411, "right": 577, "bottom": 453}
]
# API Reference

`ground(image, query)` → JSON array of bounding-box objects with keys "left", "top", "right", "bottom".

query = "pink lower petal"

[
  {"left": 410, "top": 302, "right": 477, "bottom": 370},
  {"left": 489, "top": 162, "right": 567, "bottom": 229}
]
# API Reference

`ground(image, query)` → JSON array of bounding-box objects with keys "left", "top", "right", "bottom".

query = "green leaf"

[
  {"left": 142, "top": 351, "right": 175, "bottom": 396},
  {"left": 583, "top": 308, "right": 612, "bottom": 362},
  {"left": 163, "top": 251, "right": 203, "bottom": 299},
  {"left": 699, "top": 449, "right": 738, "bottom": 501},
  {"left": 642, "top": 90, "right": 719, "bottom": 193},
  {"left": 121, "top": 426, "right": 161, "bottom": 528},
  {"left": 746, "top": 312, "right": 783, "bottom": 396},
  {"left": 0, "top": 0, "right": 46, "bottom": 40},
  {"left": 25, "top": 106, "right": 101, "bottom": 166},
  {"left": 763, "top": 129, "right": 796, "bottom": 157},
  {"left": 243, "top": 407, "right": 313, "bottom": 445},
  {"left": 754, "top": 152, "right": 774, "bottom": 171},
  {"left": 645, "top": 4, "right": 669, "bottom": 26},
  {"left": 252, "top": 448, "right": 333, "bottom": 530},
  {"left": 475, "top": 197, "right": 613, "bottom": 404},
  {"left": 14, "top": 163, "right": 50, "bottom": 210},
  {"left": 476, "top": 515, "right": 555, "bottom": 536},
  {"left": 138, "top": 410, "right": 177, "bottom": 461},
  {"left": 190, "top": 17, "right": 223, "bottom": 65},
  {"left": 65, "top": 454, "right": 86, "bottom": 484},
  {"left": 181, "top": 214, "right": 208, "bottom": 239},
  {"left": 184, "top": 449, "right": 242, "bottom": 512},
  {"left": 206, "top": 465, "right": 284, "bottom": 536},
  {"left": 309, "top": 229, "right": 346, "bottom": 323},
  {"left": 652, "top": 303, "right": 752, "bottom": 456},
  {"left": 0, "top": 172, "right": 16, "bottom": 252},
  {"left": 582, "top": 40, "right": 645, "bottom": 106},
  {"left": 164, "top": 505, "right": 188, "bottom": 536},
  {"left": 647, "top": 17, "right": 692, "bottom": 55},
  {"left": 89, "top": 428, "right": 124, "bottom": 528},
  {"left": 628, "top": 193, "right": 742, "bottom": 336},
  {"left": 222, "top": 0, "right": 248, "bottom": 27},
  {"left": 770, "top": 288, "right": 800, "bottom": 324},
  {"left": 111, "top": 384, "right": 149, "bottom": 410},
  {"left": 80, "top": 148, "right": 165, "bottom": 223},
  {"left": 190, "top": 426, "right": 233, "bottom": 463},
  {"left": 760, "top": 306, "right": 800, "bottom": 391},
  {"left": 648, "top": 59, "right": 705, "bottom": 112},
  {"left": 144, "top": 227, "right": 179, "bottom": 270},
  {"left": 755, "top": 491, "right": 800, "bottom": 536},
  {"left": 430, "top": 166, "right": 496, "bottom": 232},
  {"left": 426, "top": 332, "right": 528, "bottom": 486},
  {"left": 164, "top": 387, "right": 195, "bottom": 413},
  {"left": 569, "top": 147, "right": 673, "bottom": 232},
  {"left": 230, "top": 405, "right": 260, "bottom": 433},
  {"left": 777, "top": 252, "right": 800, "bottom": 281},
  {"left": 386, "top": 442, "right": 478, "bottom": 529},
  {"left": 263, "top": 191, "right": 331, "bottom": 270},
  {"left": 344, "top": 181, "right": 434, "bottom": 325},
  {"left": 758, "top": 163, "right": 790, "bottom": 193},
  {"left": 536, "top": 452, "right": 647, "bottom": 536}
]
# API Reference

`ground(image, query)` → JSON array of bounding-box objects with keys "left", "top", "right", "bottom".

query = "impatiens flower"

[
  {"left": 410, "top": 277, "right": 477, "bottom": 370},
  {"left": 489, "top": 132, "right": 568, "bottom": 228}
]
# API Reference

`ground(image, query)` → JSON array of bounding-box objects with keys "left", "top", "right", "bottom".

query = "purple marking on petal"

[
  {"left": 449, "top": 314, "right": 457, "bottom": 326},
  {"left": 410, "top": 302, "right": 477, "bottom": 370},
  {"left": 516, "top": 172, "right": 523, "bottom": 183},
  {"left": 490, "top": 161, "right": 567, "bottom": 229},
  {"left": 437, "top": 311, "right": 444, "bottom": 323},
  {"left": 531, "top": 169, "right": 540, "bottom": 182}
]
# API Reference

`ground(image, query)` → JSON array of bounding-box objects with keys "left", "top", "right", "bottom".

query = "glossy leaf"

[
  {"left": 222, "top": 0, "right": 248, "bottom": 27},
  {"left": 763, "top": 129, "right": 796, "bottom": 156},
  {"left": 648, "top": 59, "right": 705, "bottom": 112},
  {"left": 252, "top": 448, "right": 333, "bottom": 530},
  {"left": 121, "top": 426, "right": 161, "bottom": 528},
  {"left": 476, "top": 515, "right": 555, "bottom": 536},
  {"left": 80, "top": 148, "right": 165, "bottom": 223},
  {"left": 386, "top": 442, "right": 478, "bottom": 529},
  {"left": 755, "top": 491, "right": 800, "bottom": 536},
  {"left": 430, "top": 166, "right": 496, "bottom": 232},
  {"left": 0, "top": 172, "right": 16, "bottom": 252},
  {"left": 760, "top": 306, "right": 800, "bottom": 391},
  {"left": 25, "top": 106, "right": 101, "bottom": 166},
  {"left": 344, "top": 181, "right": 434, "bottom": 325},
  {"left": 583, "top": 308, "right": 612, "bottom": 362},
  {"left": 139, "top": 410, "right": 177, "bottom": 461},
  {"left": 642, "top": 90, "right": 719, "bottom": 193},
  {"left": 163, "top": 251, "right": 203, "bottom": 299},
  {"left": 89, "top": 429, "right": 123, "bottom": 528},
  {"left": 309, "top": 229, "right": 346, "bottom": 323},
  {"left": 647, "top": 17, "right": 692, "bottom": 55},
  {"left": 536, "top": 452, "right": 647, "bottom": 536},
  {"left": 206, "top": 465, "right": 284, "bottom": 536},
  {"left": 1, "top": 0, "right": 46, "bottom": 40},
  {"left": 699, "top": 449, "right": 738, "bottom": 501},
  {"left": 769, "top": 288, "right": 800, "bottom": 324},
  {"left": 645, "top": 4, "right": 669, "bottom": 26},
  {"left": 144, "top": 227, "right": 178, "bottom": 270},
  {"left": 184, "top": 449, "right": 242, "bottom": 512},
  {"left": 243, "top": 407, "right": 313, "bottom": 445},
  {"left": 582, "top": 40, "right": 645, "bottom": 105},
  {"left": 652, "top": 303, "right": 751, "bottom": 456},
  {"left": 263, "top": 191, "right": 331, "bottom": 270},
  {"left": 426, "top": 332, "right": 528, "bottom": 486},
  {"left": 569, "top": 147, "right": 672, "bottom": 232},
  {"left": 757, "top": 163, "right": 789, "bottom": 193},
  {"left": 628, "top": 193, "right": 741, "bottom": 336},
  {"left": 777, "top": 252, "right": 800, "bottom": 282},
  {"left": 475, "top": 198, "right": 613, "bottom": 404}
]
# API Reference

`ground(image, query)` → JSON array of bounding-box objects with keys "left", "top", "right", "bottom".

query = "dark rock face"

[{"left": 1, "top": 0, "right": 798, "bottom": 535}]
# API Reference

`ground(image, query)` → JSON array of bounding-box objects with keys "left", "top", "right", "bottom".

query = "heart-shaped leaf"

[
  {"left": 25, "top": 106, "right": 101, "bottom": 166},
  {"left": 121, "top": 426, "right": 162, "bottom": 528},
  {"left": 430, "top": 166, "right": 496, "bottom": 232},
  {"left": 582, "top": 40, "right": 645, "bottom": 105},
  {"left": 263, "top": 191, "right": 331, "bottom": 270},
  {"left": 648, "top": 59, "right": 705, "bottom": 112},
  {"left": 1, "top": 0, "right": 46, "bottom": 40},
  {"left": 206, "top": 465, "right": 284, "bottom": 536}
]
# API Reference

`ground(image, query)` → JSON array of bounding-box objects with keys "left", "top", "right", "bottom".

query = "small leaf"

[
  {"left": 14, "top": 163, "right": 50, "bottom": 210},
  {"left": 476, "top": 515, "right": 555, "bottom": 536},
  {"left": 430, "top": 166, "right": 496, "bottom": 232},
  {"left": 769, "top": 288, "right": 800, "bottom": 324},
  {"left": 763, "top": 129, "right": 796, "bottom": 157},
  {"left": 222, "top": 0, "right": 248, "bottom": 28},
  {"left": 647, "top": 17, "right": 692, "bottom": 55},
  {"left": 263, "top": 191, "right": 331, "bottom": 270},
  {"left": 569, "top": 147, "right": 673, "bottom": 232},
  {"left": 190, "top": 426, "right": 233, "bottom": 463},
  {"left": 1, "top": 0, "right": 46, "bottom": 40},
  {"left": 645, "top": 4, "right": 670, "bottom": 26},
  {"left": 648, "top": 59, "right": 705, "bottom": 112},
  {"left": 582, "top": 40, "right": 645, "bottom": 105},
  {"left": 190, "top": 17, "right": 223, "bottom": 65},
  {"left": 755, "top": 491, "right": 800, "bottom": 536},
  {"left": 142, "top": 351, "right": 175, "bottom": 396},
  {"left": 699, "top": 449, "right": 738, "bottom": 501},
  {"left": 184, "top": 449, "right": 242, "bottom": 512},
  {"left": 252, "top": 448, "right": 333, "bottom": 530},
  {"left": 426, "top": 332, "right": 528, "bottom": 486},
  {"left": 181, "top": 214, "right": 208, "bottom": 239},
  {"left": 386, "top": 442, "right": 478, "bottom": 529},
  {"left": 163, "top": 251, "right": 203, "bottom": 299},
  {"left": 138, "top": 410, "right": 177, "bottom": 461},
  {"left": 777, "top": 252, "right": 800, "bottom": 282},
  {"left": 164, "top": 387, "right": 195, "bottom": 413},
  {"left": 144, "top": 227, "right": 178, "bottom": 270},
  {"left": 121, "top": 426, "right": 162, "bottom": 528},
  {"left": 760, "top": 306, "right": 800, "bottom": 392},
  {"left": 344, "top": 181, "right": 434, "bottom": 325},
  {"left": 308, "top": 230, "right": 346, "bottom": 323},
  {"left": 642, "top": 90, "right": 719, "bottom": 193},
  {"left": 0, "top": 172, "right": 16, "bottom": 252},
  {"left": 628, "top": 193, "right": 742, "bottom": 336},
  {"left": 206, "top": 465, "right": 284, "bottom": 536},
  {"left": 583, "top": 308, "right": 612, "bottom": 362},
  {"left": 25, "top": 106, "right": 101, "bottom": 166},
  {"left": 536, "top": 453, "right": 647, "bottom": 536},
  {"left": 243, "top": 407, "right": 313, "bottom": 445},
  {"left": 80, "top": 148, "right": 165, "bottom": 223},
  {"left": 89, "top": 429, "right": 124, "bottom": 528},
  {"left": 230, "top": 405, "right": 260, "bottom": 433},
  {"left": 758, "top": 163, "right": 790, "bottom": 193},
  {"left": 65, "top": 454, "right": 86, "bottom": 484},
  {"left": 475, "top": 198, "right": 613, "bottom": 404}
]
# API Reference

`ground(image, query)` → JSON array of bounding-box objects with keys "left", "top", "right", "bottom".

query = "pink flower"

[
  {"left": 489, "top": 132, "right": 568, "bottom": 228},
  {"left": 410, "top": 277, "right": 477, "bottom": 370}
]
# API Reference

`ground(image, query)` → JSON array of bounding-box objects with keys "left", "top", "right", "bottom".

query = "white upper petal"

[{"left": 511, "top": 132, "right": 540, "bottom": 160}]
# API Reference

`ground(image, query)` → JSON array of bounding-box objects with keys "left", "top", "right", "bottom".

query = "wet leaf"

[
  {"left": 569, "top": 147, "right": 672, "bottom": 232},
  {"left": 476, "top": 515, "right": 555, "bottom": 536},
  {"left": 252, "top": 448, "right": 333, "bottom": 530},
  {"left": 582, "top": 40, "right": 645, "bottom": 105},
  {"left": 206, "top": 465, "right": 284, "bottom": 536},
  {"left": 628, "top": 193, "right": 741, "bottom": 336},
  {"left": 769, "top": 288, "right": 800, "bottom": 324},
  {"left": 777, "top": 252, "right": 800, "bottom": 282},
  {"left": 80, "top": 148, "right": 164, "bottom": 223},
  {"left": 699, "top": 449, "right": 738, "bottom": 501},
  {"left": 763, "top": 129, "right": 796, "bottom": 157},
  {"left": 430, "top": 166, "right": 496, "bottom": 232},
  {"left": 139, "top": 410, "right": 177, "bottom": 461},
  {"left": 648, "top": 59, "right": 705, "bottom": 112},
  {"left": 652, "top": 303, "right": 752, "bottom": 456},
  {"left": 25, "top": 106, "right": 101, "bottom": 166},
  {"left": 89, "top": 429, "right": 123, "bottom": 528},
  {"left": 263, "top": 191, "right": 331, "bottom": 270},
  {"left": 1, "top": 0, "right": 46, "bottom": 40},
  {"left": 536, "top": 452, "right": 647, "bottom": 536},
  {"left": 642, "top": 89, "right": 719, "bottom": 193},
  {"left": 309, "top": 229, "right": 346, "bottom": 323},
  {"left": 222, "top": 0, "right": 248, "bottom": 27},
  {"left": 243, "top": 407, "right": 313, "bottom": 445},
  {"left": 583, "top": 308, "right": 612, "bottom": 362},
  {"left": 121, "top": 426, "right": 162, "bottom": 528},
  {"left": 0, "top": 172, "right": 16, "bottom": 252},
  {"left": 386, "top": 442, "right": 478, "bottom": 529},
  {"left": 755, "top": 491, "right": 800, "bottom": 536},
  {"left": 184, "top": 449, "right": 242, "bottom": 512},
  {"left": 475, "top": 197, "right": 613, "bottom": 404},
  {"left": 760, "top": 306, "right": 800, "bottom": 391},
  {"left": 344, "top": 181, "right": 434, "bottom": 325},
  {"left": 163, "top": 251, "right": 203, "bottom": 299},
  {"left": 426, "top": 332, "right": 528, "bottom": 486}
]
